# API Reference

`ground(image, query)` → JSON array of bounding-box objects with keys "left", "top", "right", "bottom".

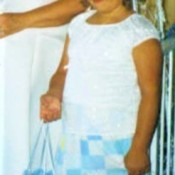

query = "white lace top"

[{"left": 62, "top": 10, "right": 160, "bottom": 138}]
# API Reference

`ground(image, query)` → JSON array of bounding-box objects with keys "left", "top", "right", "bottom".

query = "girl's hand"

[
  {"left": 124, "top": 148, "right": 150, "bottom": 175},
  {"left": 40, "top": 93, "right": 62, "bottom": 123}
]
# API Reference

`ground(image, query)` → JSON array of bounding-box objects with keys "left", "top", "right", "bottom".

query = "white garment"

[
  {"left": 62, "top": 11, "right": 160, "bottom": 137},
  {"left": 0, "top": 1, "right": 67, "bottom": 174}
]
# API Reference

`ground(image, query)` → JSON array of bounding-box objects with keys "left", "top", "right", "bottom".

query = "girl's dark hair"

[{"left": 122, "top": 0, "right": 133, "bottom": 9}]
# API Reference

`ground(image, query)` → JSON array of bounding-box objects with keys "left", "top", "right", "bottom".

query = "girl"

[{"left": 40, "top": 0, "right": 162, "bottom": 174}]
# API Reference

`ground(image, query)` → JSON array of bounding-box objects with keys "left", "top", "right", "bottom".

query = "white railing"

[{"left": 157, "top": 47, "right": 175, "bottom": 175}]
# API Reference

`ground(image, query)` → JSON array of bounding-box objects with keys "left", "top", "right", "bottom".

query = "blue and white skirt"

[{"left": 55, "top": 133, "right": 132, "bottom": 175}]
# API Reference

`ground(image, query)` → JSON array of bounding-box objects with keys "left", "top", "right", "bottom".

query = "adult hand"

[
  {"left": 40, "top": 93, "right": 62, "bottom": 123},
  {"left": 124, "top": 148, "right": 150, "bottom": 175},
  {"left": 0, "top": 13, "right": 25, "bottom": 38}
]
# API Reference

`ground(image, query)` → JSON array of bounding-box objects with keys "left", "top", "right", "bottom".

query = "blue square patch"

[
  {"left": 80, "top": 140, "right": 89, "bottom": 155},
  {"left": 82, "top": 155, "right": 105, "bottom": 169},
  {"left": 67, "top": 169, "right": 81, "bottom": 175}
]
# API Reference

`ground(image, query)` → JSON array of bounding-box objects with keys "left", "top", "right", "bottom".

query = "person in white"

[
  {"left": 40, "top": 0, "right": 162, "bottom": 174},
  {"left": 0, "top": 0, "right": 87, "bottom": 175}
]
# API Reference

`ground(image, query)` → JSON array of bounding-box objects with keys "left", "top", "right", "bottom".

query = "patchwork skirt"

[{"left": 55, "top": 133, "right": 132, "bottom": 175}]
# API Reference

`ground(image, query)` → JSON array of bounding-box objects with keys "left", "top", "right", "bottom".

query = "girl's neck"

[
  {"left": 88, "top": 6, "right": 134, "bottom": 25},
  {"left": 95, "top": 5, "right": 131, "bottom": 18}
]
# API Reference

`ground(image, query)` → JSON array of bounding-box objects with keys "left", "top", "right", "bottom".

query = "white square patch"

[
  {"left": 88, "top": 140, "right": 103, "bottom": 155},
  {"left": 65, "top": 154, "right": 81, "bottom": 168},
  {"left": 105, "top": 155, "right": 125, "bottom": 169}
]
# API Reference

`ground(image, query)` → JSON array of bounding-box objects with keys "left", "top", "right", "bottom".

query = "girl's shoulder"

[
  {"left": 128, "top": 13, "right": 160, "bottom": 47},
  {"left": 68, "top": 10, "right": 95, "bottom": 37},
  {"left": 130, "top": 14, "right": 157, "bottom": 30},
  {"left": 69, "top": 10, "right": 95, "bottom": 26}
]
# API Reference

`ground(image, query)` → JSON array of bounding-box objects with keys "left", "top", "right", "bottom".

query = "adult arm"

[
  {"left": 124, "top": 39, "right": 163, "bottom": 175},
  {"left": 40, "top": 36, "right": 69, "bottom": 122},
  {"left": 0, "top": 0, "right": 86, "bottom": 38}
]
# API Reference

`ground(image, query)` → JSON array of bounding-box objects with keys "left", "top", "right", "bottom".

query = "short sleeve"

[{"left": 131, "top": 15, "right": 160, "bottom": 47}]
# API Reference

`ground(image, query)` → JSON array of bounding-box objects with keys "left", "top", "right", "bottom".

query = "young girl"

[{"left": 40, "top": 0, "right": 162, "bottom": 174}]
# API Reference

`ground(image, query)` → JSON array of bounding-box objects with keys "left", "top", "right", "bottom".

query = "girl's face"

[{"left": 89, "top": 0, "right": 124, "bottom": 13}]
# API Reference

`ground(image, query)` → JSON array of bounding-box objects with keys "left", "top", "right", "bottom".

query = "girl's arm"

[
  {"left": 124, "top": 39, "right": 162, "bottom": 175},
  {"left": 47, "top": 35, "right": 69, "bottom": 99},
  {"left": 0, "top": 0, "right": 86, "bottom": 38},
  {"left": 40, "top": 36, "right": 69, "bottom": 122}
]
